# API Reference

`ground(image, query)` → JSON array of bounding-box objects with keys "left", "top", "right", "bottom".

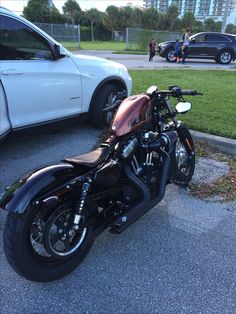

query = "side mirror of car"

[{"left": 53, "top": 44, "right": 66, "bottom": 60}]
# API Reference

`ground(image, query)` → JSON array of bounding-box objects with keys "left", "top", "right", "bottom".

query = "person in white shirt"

[{"left": 181, "top": 29, "right": 190, "bottom": 64}]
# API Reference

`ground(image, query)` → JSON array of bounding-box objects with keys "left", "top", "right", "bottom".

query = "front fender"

[{"left": 0, "top": 163, "right": 77, "bottom": 214}]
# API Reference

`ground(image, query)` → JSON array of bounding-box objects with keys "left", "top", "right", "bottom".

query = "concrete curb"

[{"left": 190, "top": 130, "right": 236, "bottom": 155}]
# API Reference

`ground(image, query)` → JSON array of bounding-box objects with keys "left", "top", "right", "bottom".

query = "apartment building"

[{"left": 143, "top": 0, "right": 236, "bottom": 23}]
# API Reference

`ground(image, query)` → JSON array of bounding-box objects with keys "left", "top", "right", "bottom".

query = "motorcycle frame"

[{"left": 0, "top": 93, "right": 193, "bottom": 219}]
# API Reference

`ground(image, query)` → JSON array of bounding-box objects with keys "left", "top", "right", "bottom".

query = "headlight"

[{"left": 160, "top": 44, "right": 168, "bottom": 48}]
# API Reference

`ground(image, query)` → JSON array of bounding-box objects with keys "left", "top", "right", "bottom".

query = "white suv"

[{"left": 0, "top": 7, "right": 132, "bottom": 139}]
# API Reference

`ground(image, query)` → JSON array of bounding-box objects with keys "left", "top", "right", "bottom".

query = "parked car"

[
  {"left": 0, "top": 7, "right": 132, "bottom": 139},
  {"left": 157, "top": 32, "right": 236, "bottom": 64}
]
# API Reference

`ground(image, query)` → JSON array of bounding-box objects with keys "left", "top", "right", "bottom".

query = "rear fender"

[{"left": 0, "top": 163, "right": 83, "bottom": 214}]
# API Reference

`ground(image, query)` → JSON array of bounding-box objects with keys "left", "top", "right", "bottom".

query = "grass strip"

[{"left": 129, "top": 69, "right": 236, "bottom": 139}]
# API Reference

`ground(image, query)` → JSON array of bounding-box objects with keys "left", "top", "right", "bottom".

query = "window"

[
  {"left": 0, "top": 15, "right": 53, "bottom": 60},
  {"left": 207, "top": 35, "right": 230, "bottom": 42},
  {"left": 195, "top": 34, "right": 208, "bottom": 42}
]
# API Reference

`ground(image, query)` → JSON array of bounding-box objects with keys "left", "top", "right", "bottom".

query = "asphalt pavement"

[
  {"left": 76, "top": 50, "right": 236, "bottom": 71},
  {"left": 0, "top": 121, "right": 235, "bottom": 314}
]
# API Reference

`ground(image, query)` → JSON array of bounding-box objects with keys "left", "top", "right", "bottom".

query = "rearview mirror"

[
  {"left": 146, "top": 85, "right": 158, "bottom": 94},
  {"left": 176, "top": 102, "right": 192, "bottom": 113}
]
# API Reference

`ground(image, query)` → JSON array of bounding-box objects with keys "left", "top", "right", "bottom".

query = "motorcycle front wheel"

[
  {"left": 3, "top": 201, "right": 94, "bottom": 282},
  {"left": 174, "top": 127, "right": 195, "bottom": 185}
]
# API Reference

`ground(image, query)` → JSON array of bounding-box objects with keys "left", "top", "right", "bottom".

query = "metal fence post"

[
  {"left": 51, "top": 23, "right": 53, "bottom": 38},
  {"left": 126, "top": 28, "right": 129, "bottom": 50},
  {"left": 78, "top": 24, "right": 80, "bottom": 49}
]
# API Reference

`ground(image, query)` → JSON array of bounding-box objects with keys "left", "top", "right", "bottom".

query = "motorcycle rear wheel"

[{"left": 3, "top": 201, "right": 94, "bottom": 282}]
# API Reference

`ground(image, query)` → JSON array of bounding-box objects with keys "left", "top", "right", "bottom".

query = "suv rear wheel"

[{"left": 216, "top": 50, "right": 233, "bottom": 64}]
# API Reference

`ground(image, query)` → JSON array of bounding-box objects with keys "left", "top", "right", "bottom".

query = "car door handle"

[
  {"left": 201, "top": 44, "right": 207, "bottom": 46},
  {"left": 1, "top": 69, "right": 24, "bottom": 75},
  {"left": 219, "top": 44, "right": 225, "bottom": 46}
]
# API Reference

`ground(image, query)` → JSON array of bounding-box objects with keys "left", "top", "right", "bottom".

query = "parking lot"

[{"left": 0, "top": 121, "right": 236, "bottom": 314}]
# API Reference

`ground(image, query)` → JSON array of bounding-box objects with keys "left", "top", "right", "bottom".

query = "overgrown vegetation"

[
  {"left": 130, "top": 69, "right": 236, "bottom": 139},
  {"left": 190, "top": 143, "right": 236, "bottom": 202}
]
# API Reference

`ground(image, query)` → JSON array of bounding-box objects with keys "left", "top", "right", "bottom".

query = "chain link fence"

[
  {"left": 34, "top": 24, "right": 182, "bottom": 51},
  {"left": 35, "top": 23, "right": 112, "bottom": 45},
  {"left": 126, "top": 28, "right": 182, "bottom": 51},
  {"left": 35, "top": 22, "right": 80, "bottom": 47}
]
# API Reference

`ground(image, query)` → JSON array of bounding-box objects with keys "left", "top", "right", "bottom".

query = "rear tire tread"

[
  {"left": 4, "top": 214, "right": 23, "bottom": 275},
  {"left": 3, "top": 210, "right": 94, "bottom": 282}
]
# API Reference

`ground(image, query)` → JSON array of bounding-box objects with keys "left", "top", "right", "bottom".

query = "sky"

[{"left": 1, "top": 0, "right": 144, "bottom": 15}]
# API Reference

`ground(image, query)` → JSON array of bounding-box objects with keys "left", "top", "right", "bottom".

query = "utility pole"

[
  {"left": 48, "top": 0, "right": 53, "bottom": 37},
  {"left": 221, "top": 0, "right": 231, "bottom": 32}
]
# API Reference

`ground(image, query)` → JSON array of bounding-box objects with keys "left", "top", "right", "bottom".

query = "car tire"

[
  {"left": 165, "top": 48, "right": 175, "bottom": 62},
  {"left": 90, "top": 83, "right": 122, "bottom": 128},
  {"left": 216, "top": 50, "right": 233, "bottom": 64}
]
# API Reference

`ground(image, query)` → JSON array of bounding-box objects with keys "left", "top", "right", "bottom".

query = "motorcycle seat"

[{"left": 63, "top": 147, "right": 109, "bottom": 168}]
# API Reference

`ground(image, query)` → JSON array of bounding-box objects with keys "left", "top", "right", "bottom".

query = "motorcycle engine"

[{"left": 130, "top": 146, "right": 162, "bottom": 195}]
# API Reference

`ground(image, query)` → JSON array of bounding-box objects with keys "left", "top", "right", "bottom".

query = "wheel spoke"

[
  {"left": 31, "top": 233, "right": 42, "bottom": 243},
  {"left": 63, "top": 238, "right": 72, "bottom": 251},
  {"left": 49, "top": 232, "right": 62, "bottom": 246}
]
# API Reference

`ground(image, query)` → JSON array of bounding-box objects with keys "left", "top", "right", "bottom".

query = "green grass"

[
  {"left": 60, "top": 41, "right": 146, "bottom": 53},
  {"left": 129, "top": 69, "right": 236, "bottom": 139},
  {"left": 60, "top": 41, "right": 126, "bottom": 51},
  {"left": 60, "top": 41, "right": 80, "bottom": 50},
  {"left": 80, "top": 41, "right": 126, "bottom": 51},
  {"left": 60, "top": 40, "right": 147, "bottom": 54}
]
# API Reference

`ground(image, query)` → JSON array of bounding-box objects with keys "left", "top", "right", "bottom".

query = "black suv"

[{"left": 157, "top": 32, "right": 236, "bottom": 64}]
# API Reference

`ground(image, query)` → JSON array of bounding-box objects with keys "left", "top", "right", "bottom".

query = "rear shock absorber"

[{"left": 73, "top": 180, "right": 91, "bottom": 229}]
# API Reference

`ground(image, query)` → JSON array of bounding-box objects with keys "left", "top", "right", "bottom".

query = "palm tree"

[
  {"left": 63, "top": 0, "right": 81, "bottom": 25},
  {"left": 86, "top": 8, "right": 101, "bottom": 41}
]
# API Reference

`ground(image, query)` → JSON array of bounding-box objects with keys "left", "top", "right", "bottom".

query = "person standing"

[
  {"left": 181, "top": 29, "right": 190, "bottom": 64},
  {"left": 149, "top": 37, "right": 156, "bottom": 62},
  {"left": 172, "top": 39, "right": 181, "bottom": 63}
]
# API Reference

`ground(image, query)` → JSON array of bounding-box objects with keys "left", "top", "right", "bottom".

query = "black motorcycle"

[{"left": 0, "top": 85, "right": 202, "bottom": 282}]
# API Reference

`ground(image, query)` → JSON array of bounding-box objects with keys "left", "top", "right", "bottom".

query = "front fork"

[{"left": 176, "top": 127, "right": 194, "bottom": 156}]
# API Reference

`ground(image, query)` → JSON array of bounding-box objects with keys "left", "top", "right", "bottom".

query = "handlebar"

[
  {"left": 157, "top": 88, "right": 203, "bottom": 97},
  {"left": 178, "top": 89, "right": 202, "bottom": 96},
  {"left": 156, "top": 88, "right": 202, "bottom": 97},
  {"left": 103, "top": 90, "right": 127, "bottom": 112},
  {"left": 117, "top": 90, "right": 128, "bottom": 99}
]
